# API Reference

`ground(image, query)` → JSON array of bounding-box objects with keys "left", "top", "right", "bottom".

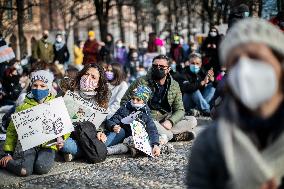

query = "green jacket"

[
  {"left": 121, "top": 73, "right": 185, "bottom": 125},
  {"left": 32, "top": 38, "right": 54, "bottom": 63},
  {"left": 3, "top": 94, "right": 70, "bottom": 153}
]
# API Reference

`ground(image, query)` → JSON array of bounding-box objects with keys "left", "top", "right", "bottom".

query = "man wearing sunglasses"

[{"left": 121, "top": 55, "right": 197, "bottom": 143}]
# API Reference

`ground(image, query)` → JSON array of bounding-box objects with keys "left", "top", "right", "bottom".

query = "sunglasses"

[{"left": 152, "top": 64, "right": 169, "bottom": 70}]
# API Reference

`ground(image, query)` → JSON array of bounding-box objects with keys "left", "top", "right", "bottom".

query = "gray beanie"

[
  {"left": 30, "top": 70, "right": 54, "bottom": 90},
  {"left": 220, "top": 18, "right": 284, "bottom": 65}
]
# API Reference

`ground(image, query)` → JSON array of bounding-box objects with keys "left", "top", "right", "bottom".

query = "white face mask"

[
  {"left": 209, "top": 32, "right": 217, "bottom": 37},
  {"left": 131, "top": 100, "right": 145, "bottom": 110},
  {"left": 228, "top": 57, "right": 277, "bottom": 110},
  {"left": 56, "top": 37, "right": 63, "bottom": 43}
]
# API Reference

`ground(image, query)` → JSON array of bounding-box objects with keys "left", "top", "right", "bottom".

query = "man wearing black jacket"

[{"left": 182, "top": 53, "right": 215, "bottom": 116}]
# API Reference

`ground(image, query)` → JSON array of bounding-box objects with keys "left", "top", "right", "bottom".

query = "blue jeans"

[
  {"left": 105, "top": 128, "right": 126, "bottom": 147},
  {"left": 61, "top": 138, "right": 82, "bottom": 157},
  {"left": 183, "top": 83, "right": 216, "bottom": 113}
]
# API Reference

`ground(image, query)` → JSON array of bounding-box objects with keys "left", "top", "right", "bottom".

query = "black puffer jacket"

[{"left": 106, "top": 101, "right": 159, "bottom": 147}]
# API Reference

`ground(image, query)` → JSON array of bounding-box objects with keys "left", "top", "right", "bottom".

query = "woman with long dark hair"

[{"left": 61, "top": 64, "right": 110, "bottom": 161}]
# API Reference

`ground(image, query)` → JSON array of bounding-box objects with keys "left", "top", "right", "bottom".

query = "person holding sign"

[
  {"left": 61, "top": 64, "right": 110, "bottom": 162},
  {"left": 0, "top": 70, "right": 69, "bottom": 176},
  {"left": 121, "top": 55, "right": 197, "bottom": 143},
  {"left": 106, "top": 85, "right": 160, "bottom": 157}
]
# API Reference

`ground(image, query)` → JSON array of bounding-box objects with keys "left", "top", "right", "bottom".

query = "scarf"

[
  {"left": 217, "top": 118, "right": 284, "bottom": 189},
  {"left": 54, "top": 42, "right": 64, "bottom": 51}
]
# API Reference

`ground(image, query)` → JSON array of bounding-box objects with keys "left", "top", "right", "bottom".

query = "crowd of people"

[{"left": 0, "top": 4, "right": 283, "bottom": 188}]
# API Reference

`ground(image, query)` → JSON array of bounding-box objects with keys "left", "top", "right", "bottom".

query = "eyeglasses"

[{"left": 152, "top": 64, "right": 169, "bottom": 70}]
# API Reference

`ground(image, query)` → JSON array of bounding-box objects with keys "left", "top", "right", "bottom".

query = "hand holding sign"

[
  {"left": 121, "top": 111, "right": 141, "bottom": 124},
  {"left": 11, "top": 97, "right": 73, "bottom": 151}
]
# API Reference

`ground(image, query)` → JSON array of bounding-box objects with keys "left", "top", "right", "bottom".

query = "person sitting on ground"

[
  {"left": 61, "top": 64, "right": 109, "bottom": 162},
  {"left": 121, "top": 55, "right": 197, "bottom": 143},
  {"left": 187, "top": 18, "right": 284, "bottom": 189},
  {"left": 106, "top": 63, "right": 128, "bottom": 119},
  {"left": 182, "top": 53, "right": 216, "bottom": 116},
  {"left": 0, "top": 70, "right": 68, "bottom": 176},
  {"left": 106, "top": 85, "right": 160, "bottom": 157}
]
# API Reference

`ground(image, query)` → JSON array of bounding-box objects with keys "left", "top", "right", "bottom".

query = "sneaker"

[
  {"left": 64, "top": 153, "right": 73, "bottom": 162},
  {"left": 171, "top": 131, "right": 196, "bottom": 142},
  {"left": 129, "top": 147, "right": 138, "bottom": 158},
  {"left": 201, "top": 111, "right": 211, "bottom": 117},
  {"left": 186, "top": 109, "right": 200, "bottom": 117}
]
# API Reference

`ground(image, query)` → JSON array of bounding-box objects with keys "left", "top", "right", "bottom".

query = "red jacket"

[{"left": 83, "top": 39, "right": 99, "bottom": 64}]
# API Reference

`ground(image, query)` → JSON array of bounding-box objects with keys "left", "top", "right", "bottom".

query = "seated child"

[
  {"left": 0, "top": 70, "right": 69, "bottom": 176},
  {"left": 105, "top": 85, "right": 160, "bottom": 157}
]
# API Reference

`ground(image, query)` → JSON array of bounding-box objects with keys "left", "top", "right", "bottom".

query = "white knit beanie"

[
  {"left": 220, "top": 18, "right": 284, "bottom": 65},
  {"left": 30, "top": 70, "right": 54, "bottom": 90}
]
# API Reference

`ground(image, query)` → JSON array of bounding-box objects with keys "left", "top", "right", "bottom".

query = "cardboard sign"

[
  {"left": 63, "top": 91, "right": 108, "bottom": 129},
  {"left": 130, "top": 120, "right": 153, "bottom": 157},
  {"left": 0, "top": 45, "right": 15, "bottom": 63},
  {"left": 121, "top": 111, "right": 141, "bottom": 124},
  {"left": 11, "top": 97, "right": 74, "bottom": 151},
  {"left": 0, "top": 134, "right": 6, "bottom": 141}
]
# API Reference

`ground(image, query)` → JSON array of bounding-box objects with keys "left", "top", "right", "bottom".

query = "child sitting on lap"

[{"left": 105, "top": 85, "right": 160, "bottom": 157}]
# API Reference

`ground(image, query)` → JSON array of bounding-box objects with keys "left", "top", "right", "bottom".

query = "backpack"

[{"left": 73, "top": 121, "right": 107, "bottom": 163}]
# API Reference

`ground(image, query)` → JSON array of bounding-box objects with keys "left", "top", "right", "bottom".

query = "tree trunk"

[
  {"left": 116, "top": 1, "right": 125, "bottom": 42},
  {"left": 258, "top": 0, "right": 262, "bottom": 17},
  {"left": 16, "top": 0, "right": 25, "bottom": 58},
  {"left": 167, "top": 0, "right": 173, "bottom": 39},
  {"left": 279, "top": 0, "right": 284, "bottom": 10},
  {"left": 48, "top": 0, "right": 53, "bottom": 30},
  {"left": 134, "top": 1, "right": 140, "bottom": 46},
  {"left": 186, "top": 0, "right": 191, "bottom": 34},
  {"left": 222, "top": 0, "right": 229, "bottom": 23},
  {"left": 94, "top": 0, "right": 110, "bottom": 42}
]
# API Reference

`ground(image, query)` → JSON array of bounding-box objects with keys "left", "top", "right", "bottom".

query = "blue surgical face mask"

[
  {"left": 190, "top": 65, "right": 200, "bottom": 74},
  {"left": 32, "top": 89, "right": 49, "bottom": 101},
  {"left": 170, "top": 64, "right": 177, "bottom": 72},
  {"left": 244, "top": 12, "right": 249, "bottom": 17}
]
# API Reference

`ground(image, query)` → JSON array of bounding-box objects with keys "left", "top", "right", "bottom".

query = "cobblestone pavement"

[{"left": 5, "top": 141, "right": 192, "bottom": 189}]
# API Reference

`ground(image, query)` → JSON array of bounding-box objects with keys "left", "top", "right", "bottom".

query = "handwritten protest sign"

[
  {"left": 11, "top": 97, "right": 73, "bottom": 151},
  {"left": 63, "top": 91, "right": 108, "bottom": 129},
  {"left": 130, "top": 120, "right": 153, "bottom": 157}
]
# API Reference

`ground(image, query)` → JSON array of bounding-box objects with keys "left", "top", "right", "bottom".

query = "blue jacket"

[{"left": 106, "top": 101, "right": 159, "bottom": 147}]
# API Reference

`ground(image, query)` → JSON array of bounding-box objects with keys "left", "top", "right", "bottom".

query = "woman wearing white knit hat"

[
  {"left": 0, "top": 70, "right": 70, "bottom": 176},
  {"left": 187, "top": 18, "right": 284, "bottom": 189}
]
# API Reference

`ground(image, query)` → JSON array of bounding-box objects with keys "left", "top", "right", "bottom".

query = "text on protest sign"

[
  {"left": 11, "top": 97, "right": 74, "bottom": 151},
  {"left": 63, "top": 91, "right": 108, "bottom": 129},
  {"left": 130, "top": 120, "right": 153, "bottom": 157}
]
